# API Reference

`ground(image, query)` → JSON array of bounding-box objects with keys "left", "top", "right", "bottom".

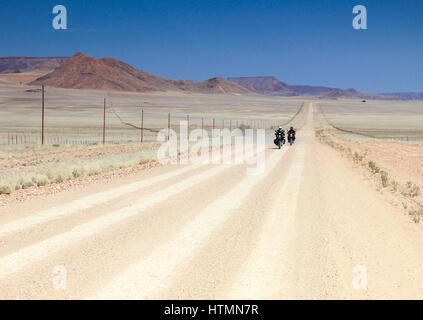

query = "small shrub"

[
  {"left": 402, "top": 181, "right": 420, "bottom": 198},
  {"left": 409, "top": 206, "right": 423, "bottom": 223},
  {"left": 411, "top": 185, "right": 420, "bottom": 197},
  {"left": 85, "top": 163, "right": 102, "bottom": 176},
  {"left": 0, "top": 180, "right": 12, "bottom": 195},
  {"left": 353, "top": 152, "right": 364, "bottom": 163},
  {"left": 21, "top": 175, "right": 34, "bottom": 189},
  {"left": 71, "top": 165, "right": 85, "bottom": 178},
  {"left": 391, "top": 180, "right": 399, "bottom": 192},
  {"left": 368, "top": 161, "right": 380, "bottom": 174},
  {"left": 380, "top": 171, "right": 389, "bottom": 188},
  {"left": 34, "top": 174, "right": 49, "bottom": 187}
]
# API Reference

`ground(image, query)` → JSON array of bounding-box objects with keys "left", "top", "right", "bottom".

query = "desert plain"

[{"left": 1, "top": 71, "right": 423, "bottom": 299}]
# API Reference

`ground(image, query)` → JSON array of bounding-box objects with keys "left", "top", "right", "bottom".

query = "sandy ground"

[
  {"left": 342, "top": 139, "right": 423, "bottom": 185},
  {"left": 1, "top": 104, "right": 423, "bottom": 299},
  {"left": 0, "top": 71, "right": 48, "bottom": 85}
]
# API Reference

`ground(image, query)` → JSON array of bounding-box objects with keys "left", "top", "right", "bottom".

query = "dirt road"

[{"left": 1, "top": 104, "right": 423, "bottom": 299}]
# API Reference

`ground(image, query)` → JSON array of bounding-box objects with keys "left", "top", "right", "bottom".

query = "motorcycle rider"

[
  {"left": 287, "top": 126, "right": 296, "bottom": 142},
  {"left": 275, "top": 126, "right": 285, "bottom": 137},
  {"left": 274, "top": 126, "right": 285, "bottom": 146}
]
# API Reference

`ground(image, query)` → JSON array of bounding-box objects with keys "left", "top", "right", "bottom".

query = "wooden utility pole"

[
  {"left": 41, "top": 85, "right": 45, "bottom": 145},
  {"left": 141, "top": 108, "right": 144, "bottom": 144},
  {"left": 168, "top": 112, "right": 171, "bottom": 141},
  {"left": 103, "top": 98, "right": 106, "bottom": 145}
]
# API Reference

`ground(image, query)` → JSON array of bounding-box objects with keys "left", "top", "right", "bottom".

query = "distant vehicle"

[{"left": 362, "top": 100, "right": 366, "bottom": 102}]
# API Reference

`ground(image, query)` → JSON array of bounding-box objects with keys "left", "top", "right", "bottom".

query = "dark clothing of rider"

[
  {"left": 275, "top": 128, "right": 285, "bottom": 137},
  {"left": 288, "top": 127, "right": 296, "bottom": 139}
]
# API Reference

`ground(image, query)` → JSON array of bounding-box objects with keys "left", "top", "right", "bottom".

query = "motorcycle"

[
  {"left": 288, "top": 133, "right": 295, "bottom": 146},
  {"left": 274, "top": 132, "right": 285, "bottom": 149}
]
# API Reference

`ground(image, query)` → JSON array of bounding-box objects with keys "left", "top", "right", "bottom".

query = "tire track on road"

[
  {"left": 227, "top": 145, "right": 306, "bottom": 299},
  {"left": 92, "top": 148, "right": 288, "bottom": 299},
  {"left": 0, "top": 146, "right": 258, "bottom": 280},
  {"left": 0, "top": 145, "right": 253, "bottom": 240}
]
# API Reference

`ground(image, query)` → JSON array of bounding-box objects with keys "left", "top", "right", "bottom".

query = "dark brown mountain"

[
  {"left": 30, "top": 53, "right": 251, "bottom": 95},
  {"left": 0, "top": 57, "right": 69, "bottom": 73}
]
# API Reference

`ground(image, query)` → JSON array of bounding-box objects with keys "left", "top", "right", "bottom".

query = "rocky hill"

[{"left": 30, "top": 53, "right": 251, "bottom": 95}]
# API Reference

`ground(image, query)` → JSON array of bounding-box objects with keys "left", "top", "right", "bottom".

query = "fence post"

[
  {"left": 103, "top": 98, "right": 106, "bottom": 145},
  {"left": 41, "top": 85, "right": 45, "bottom": 145},
  {"left": 168, "top": 112, "right": 171, "bottom": 141},
  {"left": 201, "top": 117, "right": 204, "bottom": 138},
  {"left": 141, "top": 108, "right": 144, "bottom": 144},
  {"left": 187, "top": 114, "right": 190, "bottom": 135}
]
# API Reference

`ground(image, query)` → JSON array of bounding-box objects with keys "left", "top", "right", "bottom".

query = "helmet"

[
  {"left": 290, "top": 126, "right": 294, "bottom": 130},
  {"left": 279, "top": 126, "right": 282, "bottom": 129}
]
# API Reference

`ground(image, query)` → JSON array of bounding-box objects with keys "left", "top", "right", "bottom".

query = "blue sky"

[{"left": 0, "top": 0, "right": 422, "bottom": 92}]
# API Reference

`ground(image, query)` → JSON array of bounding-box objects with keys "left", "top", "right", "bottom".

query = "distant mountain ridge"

[
  {"left": 30, "top": 52, "right": 251, "bottom": 95},
  {"left": 228, "top": 76, "right": 421, "bottom": 100},
  {"left": 380, "top": 92, "right": 423, "bottom": 100},
  {"left": 225, "top": 76, "right": 296, "bottom": 96},
  {"left": 2, "top": 55, "right": 422, "bottom": 99},
  {"left": 0, "top": 57, "right": 70, "bottom": 73}
]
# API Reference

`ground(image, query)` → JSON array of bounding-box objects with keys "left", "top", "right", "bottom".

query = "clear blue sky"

[{"left": 0, "top": 0, "right": 422, "bottom": 92}]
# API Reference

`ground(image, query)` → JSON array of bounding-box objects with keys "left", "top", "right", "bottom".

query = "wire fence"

[
  {"left": 318, "top": 105, "right": 423, "bottom": 142},
  {"left": 0, "top": 91, "right": 305, "bottom": 147}
]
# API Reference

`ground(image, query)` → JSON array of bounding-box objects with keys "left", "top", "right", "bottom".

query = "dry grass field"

[
  {"left": 318, "top": 99, "right": 423, "bottom": 141},
  {"left": 0, "top": 77, "right": 307, "bottom": 146}
]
